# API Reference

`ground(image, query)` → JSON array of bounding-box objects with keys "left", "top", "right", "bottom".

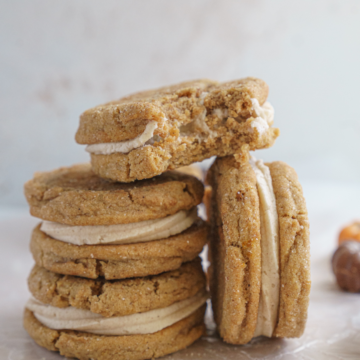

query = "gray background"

[{"left": 1, "top": 0, "right": 360, "bottom": 206}]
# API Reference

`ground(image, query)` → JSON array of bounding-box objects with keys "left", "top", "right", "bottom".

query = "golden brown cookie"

[
  {"left": 23, "top": 305, "right": 206, "bottom": 360},
  {"left": 24, "top": 163, "right": 204, "bottom": 226},
  {"left": 206, "top": 156, "right": 310, "bottom": 344},
  {"left": 30, "top": 220, "right": 208, "bottom": 280},
  {"left": 206, "top": 156, "right": 261, "bottom": 344},
  {"left": 28, "top": 259, "right": 206, "bottom": 317},
  {"left": 267, "top": 161, "right": 311, "bottom": 338},
  {"left": 76, "top": 78, "right": 279, "bottom": 182}
]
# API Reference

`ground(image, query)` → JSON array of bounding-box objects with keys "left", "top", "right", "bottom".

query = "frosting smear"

[
  {"left": 250, "top": 99, "right": 275, "bottom": 137},
  {"left": 26, "top": 290, "right": 208, "bottom": 336},
  {"left": 40, "top": 208, "right": 198, "bottom": 246},
  {"left": 250, "top": 156, "right": 280, "bottom": 338},
  {"left": 86, "top": 121, "right": 158, "bottom": 155}
]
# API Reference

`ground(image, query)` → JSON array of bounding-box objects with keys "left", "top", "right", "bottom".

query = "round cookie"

[
  {"left": 206, "top": 156, "right": 261, "bottom": 344},
  {"left": 24, "top": 163, "right": 204, "bottom": 226},
  {"left": 206, "top": 155, "right": 310, "bottom": 344},
  {"left": 28, "top": 259, "right": 206, "bottom": 317},
  {"left": 23, "top": 305, "right": 206, "bottom": 360},
  {"left": 267, "top": 161, "right": 311, "bottom": 338},
  {"left": 30, "top": 220, "right": 208, "bottom": 280}
]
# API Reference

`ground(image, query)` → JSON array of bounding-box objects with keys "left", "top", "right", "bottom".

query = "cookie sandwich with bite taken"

[
  {"left": 206, "top": 149, "right": 311, "bottom": 344},
  {"left": 76, "top": 77, "right": 279, "bottom": 182}
]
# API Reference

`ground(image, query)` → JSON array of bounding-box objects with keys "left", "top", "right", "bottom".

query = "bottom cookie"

[{"left": 24, "top": 305, "right": 206, "bottom": 360}]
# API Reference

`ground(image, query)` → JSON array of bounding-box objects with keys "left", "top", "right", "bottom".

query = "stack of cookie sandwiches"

[
  {"left": 23, "top": 164, "right": 208, "bottom": 359},
  {"left": 23, "top": 76, "right": 310, "bottom": 358}
]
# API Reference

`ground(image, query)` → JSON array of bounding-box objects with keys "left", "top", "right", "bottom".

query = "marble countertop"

[{"left": 1, "top": 181, "right": 360, "bottom": 359}]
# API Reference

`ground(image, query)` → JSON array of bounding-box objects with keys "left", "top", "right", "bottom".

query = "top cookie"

[
  {"left": 24, "top": 163, "right": 204, "bottom": 226},
  {"left": 76, "top": 77, "right": 279, "bottom": 182}
]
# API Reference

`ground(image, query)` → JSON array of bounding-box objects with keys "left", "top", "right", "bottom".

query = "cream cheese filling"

[
  {"left": 212, "top": 108, "right": 229, "bottom": 119},
  {"left": 86, "top": 121, "right": 159, "bottom": 155},
  {"left": 250, "top": 99, "right": 275, "bottom": 137},
  {"left": 26, "top": 290, "right": 208, "bottom": 336},
  {"left": 250, "top": 156, "right": 280, "bottom": 338},
  {"left": 40, "top": 208, "right": 197, "bottom": 246}
]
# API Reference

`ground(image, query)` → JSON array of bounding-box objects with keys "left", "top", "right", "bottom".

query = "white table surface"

[{"left": 1, "top": 181, "right": 360, "bottom": 359}]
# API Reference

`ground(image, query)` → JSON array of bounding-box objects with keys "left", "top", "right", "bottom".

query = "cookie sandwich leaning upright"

[
  {"left": 206, "top": 150, "right": 311, "bottom": 344},
  {"left": 23, "top": 163, "right": 209, "bottom": 360},
  {"left": 76, "top": 77, "right": 279, "bottom": 182}
]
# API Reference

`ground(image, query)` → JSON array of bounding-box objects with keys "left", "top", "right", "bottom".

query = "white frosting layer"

[
  {"left": 86, "top": 121, "right": 159, "bottom": 155},
  {"left": 250, "top": 99, "right": 274, "bottom": 136},
  {"left": 26, "top": 291, "right": 208, "bottom": 336},
  {"left": 199, "top": 91, "right": 208, "bottom": 105},
  {"left": 250, "top": 156, "right": 280, "bottom": 338},
  {"left": 40, "top": 209, "right": 197, "bottom": 245}
]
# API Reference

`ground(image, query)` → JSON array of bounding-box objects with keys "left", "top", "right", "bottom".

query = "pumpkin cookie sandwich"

[
  {"left": 206, "top": 152, "right": 310, "bottom": 344},
  {"left": 76, "top": 77, "right": 279, "bottom": 182},
  {"left": 24, "top": 259, "right": 208, "bottom": 360},
  {"left": 24, "top": 163, "right": 207, "bottom": 280}
]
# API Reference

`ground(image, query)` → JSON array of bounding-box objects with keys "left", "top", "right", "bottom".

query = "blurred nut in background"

[
  {"left": 332, "top": 241, "right": 360, "bottom": 293},
  {"left": 338, "top": 221, "right": 360, "bottom": 244}
]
